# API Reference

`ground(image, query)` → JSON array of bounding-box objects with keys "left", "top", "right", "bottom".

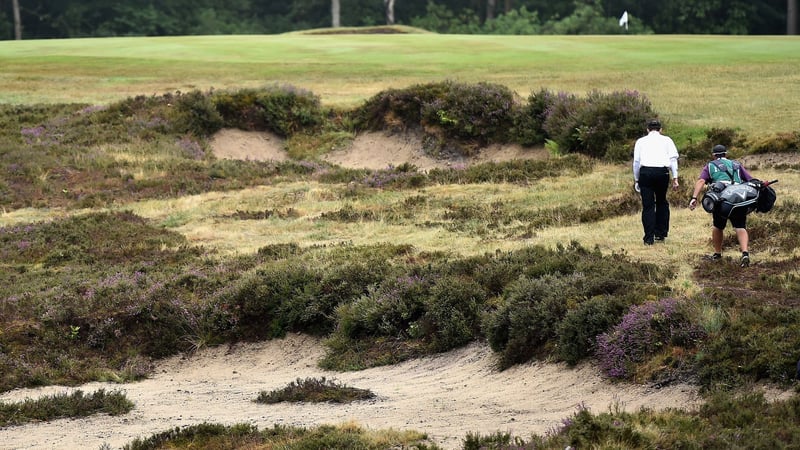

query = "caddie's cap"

[
  {"left": 712, "top": 144, "right": 727, "bottom": 155},
  {"left": 647, "top": 119, "right": 661, "bottom": 129}
]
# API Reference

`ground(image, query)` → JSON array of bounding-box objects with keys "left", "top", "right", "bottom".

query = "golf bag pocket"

[
  {"left": 717, "top": 183, "right": 760, "bottom": 218},
  {"left": 757, "top": 184, "right": 777, "bottom": 213}
]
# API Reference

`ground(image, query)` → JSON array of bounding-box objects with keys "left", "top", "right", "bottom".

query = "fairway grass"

[{"left": 1, "top": 34, "right": 799, "bottom": 135}]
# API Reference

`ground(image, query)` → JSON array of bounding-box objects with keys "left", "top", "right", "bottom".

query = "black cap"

[
  {"left": 647, "top": 119, "right": 661, "bottom": 130},
  {"left": 712, "top": 144, "right": 727, "bottom": 155}
]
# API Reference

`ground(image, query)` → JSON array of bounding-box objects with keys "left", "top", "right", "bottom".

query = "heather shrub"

[
  {"left": 212, "top": 85, "right": 324, "bottom": 137},
  {"left": 573, "top": 250, "right": 673, "bottom": 297},
  {"left": 335, "top": 274, "right": 433, "bottom": 340},
  {"left": 256, "top": 242, "right": 302, "bottom": 259},
  {"left": 679, "top": 127, "right": 743, "bottom": 161},
  {"left": 694, "top": 390, "right": 800, "bottom": 448},
  {"left": 552, "top": 404, "right": 649, "bottom": 449},
  {"left": 321, "top": 155, "right": 594, "bottom": 189},
  {"left": 419, "top": 81, "right": 516, "bottom": 148},
  {"left": 279, "top": 251, "right": 400, "bottom": 335},
  {"left": 694, "top": 305, "right": 800, "bottom": 387},
  {"left": 576, "top": 90, "right": 655, "bottom": 158},
  {"left": 123, "top": 422, "right": 435, "bottom": 450},
  {"left": 171, "top": 90, "right": 224, "bottom": 136},
  {"left": 350, "top": 83, "right": 449, "bottom": 132},
  {"left": 449, "top": 243, "right": 584, "bottom": 299},
  {"left": 484, "top": 274, "right": 581, "bottom": 369},
  {"left": 542, "top": 89, "right": 656, "bottom": 158},
  {"left": 255, "top": 377, "right": 375, "bottom": 404},
  {"left": 418, "top": 276, "right": 486, "bottom": 352},
  {"left": 360, "top": 162, "right": 427, "bottom": 188},
  {"left": 463, "top": 431, "right": 537, "bottom": 450},
  {"left": 427, "top": 154, "right": 594, "bottom": 185},
  {"left": 540, "top": 90, "right": 583, "bottom": 155},
  {"left": 210, "top": 262, "right": 320, "bottom": 339},
  {"left": 0, "top": 211, "right": 192, "bottom": 266},
  {"left": 556, "top": 295, "right": 630, "bottom": 365},
  {"left": 0, "top": 104, "right": 87, "bottom": 142},
  {"left": 0, "top": 389, "right": 133, "bottom": 426},
  {"left": 351, "top": 81, "right": 516, "bottom": 157},
  {"left": 514, "top": 88, "right": 556, "bottom": 146},
  {"left": 596, "top": 298, "right": 706, "bottom": 380},
  {"left": 747, "top": 130, "right": 800, "bottom": 154},
  {"left": 76, "top": 94, "right": 175, "bottom": 145}
]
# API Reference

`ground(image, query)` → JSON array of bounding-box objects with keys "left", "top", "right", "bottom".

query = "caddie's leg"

[
  {"left": 712, "top": 227, "right": 724, "bottom": 254},
  {"left": 735, "top": 228, "right": 749, "bottom": 253},
  {"left": 711, "top": 212, "right": 727, "bottom": 254},
  {"left": 731, "top": 211, "right": 749, "bottom": 253}
]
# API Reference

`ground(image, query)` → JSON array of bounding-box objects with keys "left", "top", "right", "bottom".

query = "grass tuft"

[
  {"left": 255, "top": 377, "right": 376, "bottom": 404},
  {"left": 0, "top": 389, "right": 133, "bottom": 427}
]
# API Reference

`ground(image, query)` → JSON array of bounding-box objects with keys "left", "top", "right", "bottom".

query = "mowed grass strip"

[{"left": 1, "top": 34, "right": 798, "bottom": 134}]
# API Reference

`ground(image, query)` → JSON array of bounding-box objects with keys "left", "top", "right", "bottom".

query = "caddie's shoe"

[
  {"left": 740, "top": 254, "right": 750, "bottom": 267},
  {"left": 706, "top": 253, "right": 722, "bottom": 261}
]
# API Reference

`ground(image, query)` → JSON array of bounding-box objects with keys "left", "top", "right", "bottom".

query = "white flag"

[{"left": 619, "top": 10, "right": 629, "bottom": 30}]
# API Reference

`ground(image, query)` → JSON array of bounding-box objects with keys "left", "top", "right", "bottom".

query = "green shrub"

[
  {"left": 171, "top": 90, "right": 224, "bottom": 136},
  {"left": 695, "top": 305, "right": 800, "bottom": 388},
  {"left": 350, "top": 83, "right": 447, "bottom": 132},
  {"left": 352, "top": 81, "right": 516, "bottom": 156},
  {"left": 255, "top": 377, "right": 375, "bottom": 404},
  {"left": 279, "top": 254, "right": 398, "bottom": 335},
  {"left": 209, "top": 262, "right": 319, "bottom": 340},
  {"left": 418, "top": 276, "right": 486, "bottom": 352},
  {"left": 542, "top": 89, "right": 656, "bottom": 158},
  {"left": 0, "top": 389, "right": 133, "bottom": 426},
  {"left": 124, "top": 422, "right": 438, "bottom": 450},
  {"left": 212, "top": 85, "right": 324, "bottom": 137},
  {"left": 419, "top": 81, "right": 516, "bottom": 148},
  {"left": 747, "top": 130, "right": 800, "bottom": 154},
  {"left": 482, "top": 7, "right": 543, "bottom": 35},
  {"left": 511, "top": 88, "right": 556, "bottom": 146},
  {"left": 556, "top": 295, "right": 630, "bottom": 365},
  {"left": 335, "top": 274, "right": 433, "bottom": 340},
  {"left": 484, "top": 274, "right": 581, "bottom": 369},
  {"left": 679, "top": 127, "right": 743, "bottom": 161}
]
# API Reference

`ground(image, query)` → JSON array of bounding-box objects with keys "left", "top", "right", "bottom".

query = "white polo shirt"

[{"left": 633, "top": 131, "right": 679, "bottom": 180}]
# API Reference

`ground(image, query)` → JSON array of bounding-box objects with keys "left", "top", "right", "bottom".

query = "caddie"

[{"left": 688, "top": 144, "right": 754, "bottom": 267}]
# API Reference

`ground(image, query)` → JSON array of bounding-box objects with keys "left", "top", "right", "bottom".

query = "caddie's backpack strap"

[{"left": 710, "top": 159, "right": 737, "bottom": 183}]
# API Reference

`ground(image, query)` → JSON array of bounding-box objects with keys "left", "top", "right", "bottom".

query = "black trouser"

[{"left": 639, "top": 166, "right": 670, "bottom": 243}]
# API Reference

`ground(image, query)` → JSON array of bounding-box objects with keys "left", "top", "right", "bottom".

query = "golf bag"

[{"left": 701, "top": 179, "right": 778, "bottom": 218}]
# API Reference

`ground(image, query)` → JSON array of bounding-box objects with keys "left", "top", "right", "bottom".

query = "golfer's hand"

[
  {"left": 672, "top": 178, "right": 680, "bottom": 190},
  {"left": 634, "top": 182, "right": 640, "bottom": 193}
]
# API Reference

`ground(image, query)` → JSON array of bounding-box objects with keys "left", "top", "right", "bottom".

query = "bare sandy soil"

[
  {"left": 209, "top": 128, "right": 550, "bottom": 170},
  {"left": 1, "top": 129, "right": 709, "bottom": 449},
  {"left": 1, "top": 335, "right": 700, "bottom": 450}
]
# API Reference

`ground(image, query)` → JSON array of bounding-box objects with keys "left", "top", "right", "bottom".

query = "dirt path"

[{"left": 0, "top": 334, "right": 699, "bottom": 450}]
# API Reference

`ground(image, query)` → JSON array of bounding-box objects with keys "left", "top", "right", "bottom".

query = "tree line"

[{"left": 1, "top": 0, "right": 797, "bottom": 40}]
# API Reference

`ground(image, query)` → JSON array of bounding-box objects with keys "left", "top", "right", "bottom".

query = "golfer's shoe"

[
  {"left": 740, "top": 254, "right": 750, "bottom": 267},
  {"left": 706, "top": 253, "right": 722, "bottom": 261}
]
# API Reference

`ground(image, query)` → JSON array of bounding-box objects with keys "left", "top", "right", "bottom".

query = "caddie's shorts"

[{"left": 713, "top": 208, "right": 747, "bottom": 230}]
